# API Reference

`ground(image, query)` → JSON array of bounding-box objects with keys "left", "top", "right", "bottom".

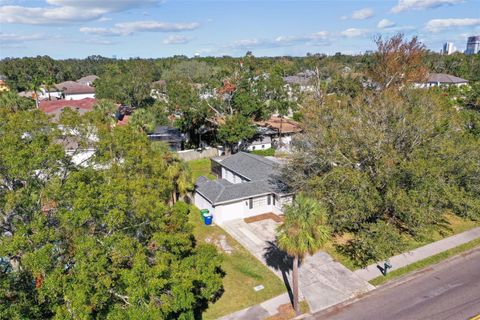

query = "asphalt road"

[{"left": 312, "top": 248, "right": 480, "bottom": 320}]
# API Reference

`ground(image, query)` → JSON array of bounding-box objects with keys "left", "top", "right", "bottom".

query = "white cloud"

[
  {"left": 275, "top": 31, "right": 330, "bottom": 46},
  {"left": 0, "top": 32, "right": 46, "bottom": 43},
  {"left": 0, "top": 0, "right": 161, "bottom": 25},
  {"left": 391, "top": 0, "right": 463, "bottom": 13},
  {"left": 228, "top": 31, "right": 331, "bottom": 49},
  {"left": 342, "top": 8, "right": 374, "bottom": 20},
  {"left": 163, "top": 35, "right": 192, "bottom": 44},
  {"left": 80, "top": 21, "right": 200, "bottom": 36},
  {"left": 425, "top": 18, "right": 480, "bottom": 32},
  {"left": 341, "top": 28, "right": 369, "bottom": 38},
  {"left": 377, "top": 19, "right": 396, "bottom": 29},
  {"left": 352, "top": 8, "right": 374, "bottom": 20}
]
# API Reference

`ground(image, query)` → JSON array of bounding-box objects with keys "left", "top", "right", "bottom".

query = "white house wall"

[
  {"left": 194, "top": 192, "right": 214, "bottom": 216},
  {"left": 193, "top": 191, "right": 289, "bottom": 224},
  {"left": 214, "top": 194, "right": 274, "bottom": 225},
  {"left": 221, "top": 167, "right": 247, "bottom": 184},
  {"left": 214, "top": 200, "right": 246, "bottom": 224},
  {"left": 65, "top": 93, "right": 95, "bottom": 100},
  {"left": 246, "top": 142, "right": 272, "bottom": 151}
]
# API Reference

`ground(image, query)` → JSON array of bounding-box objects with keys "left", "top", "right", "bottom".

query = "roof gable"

[{"left": 216, "top": 152, "right": 278, "bottom": 181}]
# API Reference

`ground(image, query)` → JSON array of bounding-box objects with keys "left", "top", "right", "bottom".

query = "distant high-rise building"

[
  {"left": 465, "top": 36, "right": 480, "bottom": 55},
  {"left": 442, "top": 42, "right": 456, "bottom": 55}
]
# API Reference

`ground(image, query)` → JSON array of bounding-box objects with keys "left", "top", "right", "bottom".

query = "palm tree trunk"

[
  {"left": 33, "top": 91, "right": 39, "bottom": 109},
  {"left": 293, "top": 254, "right": 300, "bottom": 315}
]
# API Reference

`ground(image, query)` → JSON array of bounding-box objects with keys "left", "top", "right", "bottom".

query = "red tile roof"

[
  {"left": 255, "top": 116, "right": 302, "bottom": 134},
  {"left": 39, "top": 98, "right": 96, "bottom": 114}
]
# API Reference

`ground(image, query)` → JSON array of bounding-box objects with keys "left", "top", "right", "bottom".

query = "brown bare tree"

[{"left": 369, "top": 33, "right": 428, "bottom": 90}]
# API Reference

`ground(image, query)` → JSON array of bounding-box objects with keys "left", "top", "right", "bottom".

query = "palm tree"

[
  {"left": 129, "top": 108, "right": 155, "bottom": 133},
  {"left": 43, "top": 77, "right": 56, "bottom": 101},
  {"left": 28, "top": 77, "right": 41, "bottom": 109},
  {"left": 166, "top": 159, "right": 193, "bottom": 204},
  {"left": 276, "top": 194, "right": 330, "bottom": 316}
]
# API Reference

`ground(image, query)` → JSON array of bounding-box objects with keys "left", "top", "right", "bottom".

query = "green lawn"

[
  {"left": 188, "top": 158, "right": 216, "bottom": 180},
  {"left": 369, "top": 237, "right": 480, "bottom": 286},
  {"left": 326, "top": 214, "right": 480, "bottom": 271},
  {"left": 191, "top": 207, "right": 286, "bottom": 319},
  {"left": 187, "top": 158, "right": 289, "bottom": 318}
]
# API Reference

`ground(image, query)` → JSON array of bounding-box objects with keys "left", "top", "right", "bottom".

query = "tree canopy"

[
  {"left": 0, "top": 95, "right": 224, "bottom": 319},
  {"left": 284, "top": 71, "right": 480, "bottom": 268}
]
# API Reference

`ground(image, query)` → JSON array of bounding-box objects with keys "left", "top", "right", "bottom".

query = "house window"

[
  {"left": 252, "top": 146, "right": 256, "bottom": 150},
  {"left": 262, "top": 145, "right": 265, "bottom": 149},
  {"left": 273, "top": 195, "right": 276, "bottom": 206},
  {"left": 249, "top": 198, "right": 253, "bottom": 209},
  {"left": 253, "top": 196, "right": 267, "bottom": 207}
]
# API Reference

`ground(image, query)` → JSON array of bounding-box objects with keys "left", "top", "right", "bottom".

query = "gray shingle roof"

[
  {"left": 427, "top": 73, "right": 468, "bottom": 84},
  {"left": 196, "top": 152, "right": 289, "bottom": 205},
  {"left": 195, "top": 177, "right": 273, "bottom": 205},
  {"left": 216, "top": 152, "right": 278, "bottom": 181}
]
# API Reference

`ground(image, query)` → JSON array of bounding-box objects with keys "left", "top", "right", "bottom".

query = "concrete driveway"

[{"left": 221, "top": 218, "right": 374, "bottom": 313}]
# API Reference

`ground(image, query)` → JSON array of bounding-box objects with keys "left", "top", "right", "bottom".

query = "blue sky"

[{"left": 1, "top": 0, "right": 479, "bottom": 58}]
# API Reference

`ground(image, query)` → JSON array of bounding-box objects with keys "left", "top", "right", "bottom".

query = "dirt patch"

[
  {"left": 244, "top": 213, "right": 284, "bottom": 224},
  {"left": 205, "top": 234, "right": 234, "bottom": 254},
  {"left": 266, "top": 302, "right": 309, "bottom": 320}
]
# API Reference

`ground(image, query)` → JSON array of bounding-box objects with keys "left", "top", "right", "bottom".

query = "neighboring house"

[
  {"left": 76, "top": 75, "right": 98, "bottom": 87},
  {"left": 283, "top": 70, "right": 316, "bottom": 92},
  {"left": 194, "top": 152, "right": 293, "bottom": 224},
  {"left": 255, "top": 116, "right": 302, "bottom": 151},
  {"left": 39, "top": 98, "right": 96, "bottom": 121},
  {"left": 0, "top": 75, "right": 9, "bottom": 92},
  {"left": 18, "top": 90, "right": 35, "bottom": 98},
  {"left": 150, "top": 80, "right": 168, "bottom": 101},
  {"left": 38, "top": 99, "right": 97, "bottom": 166},
  {"left": 55, "top": 81, "right": 95, "bottom": 100},
  {"left": 245, "top": 135, "right": 272, "bottom": 151},
  {"left": 39, "top": 86, "right": 62, "bottom": 100},
  {"left": 57, "top": 136, "right": 96, "bottom": 167},
  {"left": 415, "top": 73, "right": 469, "bottom": 88},
  {"left": 148, "top": 126, "right": 184, "bottom": 151}
]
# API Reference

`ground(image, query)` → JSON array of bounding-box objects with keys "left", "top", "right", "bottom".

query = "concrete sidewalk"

[
  {"left": 221, "top": 219, "right": 373, "bottom": 315},
  {"left": 219, "top": 292, "right": 292, "bottom": 320},
  {"left": 354, "top": 226, "right": 480, "bottom": 281}
]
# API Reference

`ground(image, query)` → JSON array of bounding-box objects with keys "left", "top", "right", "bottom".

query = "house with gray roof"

[
  {"left": 194, "top": 152, "right": 293, "bottom": 224},
  {"left": 415, "top": 73, "right": 469, "bottom": 88}
]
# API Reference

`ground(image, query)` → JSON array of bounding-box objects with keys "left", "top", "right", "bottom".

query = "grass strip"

[{"left": 369, "top": 237, "right": 480, "bottom": 286}]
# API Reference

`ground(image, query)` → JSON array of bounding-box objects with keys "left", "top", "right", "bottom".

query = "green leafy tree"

[
  {"left": 217, "top": 114, "right": 256, "bottom": 154},
  {"left": 129, "top": 108, "right": 156, "bottom": 133},
  {"left": 0, "top": 104, "right": 223, "bottom": 319},
  {"left": 0, "top": 91, "right": 35, "bottom": 112},
  {"left": 276, "top": 194, "right": 330, "bottom": 315},
  {"left": 95, "top": 61, "right": 154, "bottom": 108},
  {"left": 285, "top": 88, "right": 480, "bottom": 266}
]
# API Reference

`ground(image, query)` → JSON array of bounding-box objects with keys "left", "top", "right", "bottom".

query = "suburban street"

[{"left": 313, "top": 248, "right": 480, "bottom": 320}]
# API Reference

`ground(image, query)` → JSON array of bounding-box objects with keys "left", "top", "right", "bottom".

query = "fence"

[{"left": 177, "top": 147, "right": 219, "bottom": 161}]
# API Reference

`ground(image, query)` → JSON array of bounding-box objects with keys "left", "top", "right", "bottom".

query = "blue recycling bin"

[{"left": 203, "top": 214, "right": 213, "bottom": 225}]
